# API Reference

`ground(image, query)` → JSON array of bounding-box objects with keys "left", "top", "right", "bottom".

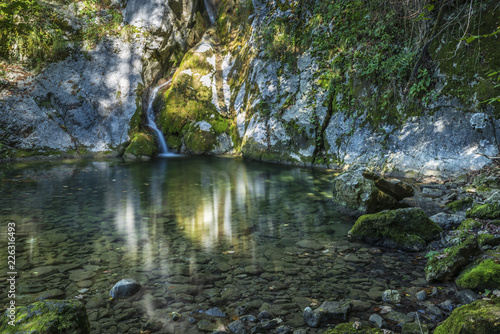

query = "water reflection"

[{"left": 0, "top": 156, "right": 357, "bottom": 332}]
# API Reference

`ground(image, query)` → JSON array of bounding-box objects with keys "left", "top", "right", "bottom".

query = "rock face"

[
  {"left": 109, "top": 278, "right": 142, "bottom": 298},
  {"left": 433, "top": 298, "right": 500, "bottom": 334},
  {"left": 349, "top": 207, "right": 442, "bottom": 251},
  {"left": 0, "top": 300, "right": 90, "bottom": 333}
]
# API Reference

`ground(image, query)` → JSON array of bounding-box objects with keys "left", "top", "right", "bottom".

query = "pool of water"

[{"left": 0, "top": 156, "right": 425, "bottom": 333}]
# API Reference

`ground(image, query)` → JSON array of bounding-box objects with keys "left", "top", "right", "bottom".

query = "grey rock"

[
  {"left": 227, "top": 319, "right": 248, "bottom": 334},
  {"left": 109, "top": 278, "right": 141, "bottom": 298},
  {"left": 205, "top": 307, "right": 227, "bottom": 318},
  {"left": 430, "top": 212, "right": 466, "bottom": 229},
  {"left": 439, "top": 300, "right": 455, "bottom": 313},
  {"left": 274, "top": 326, "right": 292, "bottom": 334},
  {"left": 382, "top": 290, "right": 401, "bottom": 304},
  {"left": 422, "top": 187, "right": 444, "bottom": 198},
  {"left": 260, "top": 319, "right": 279, "bottom": 330},
  {"left": 384, "top": 311, "right": 413, "bottom": 324},
  {"left": 415, "top": 290, "right": 427, "bottom": 301},
  {"left": 369, "top": 313, "right": 384, "bottom": 328},
  {"left": 470, "top": 112, "right": 489, "bottom": 130},
  {"left": 257, "top": 310, "right": 273, "bottom": 320},
  {"left": 295, "top": 239, "right": 325, "bottom": 251},
  {"left": 303, "top": 301, "right": 352, "bottom": 328},
  {"left": 456, "top": 289, "right": 478, "bottom": 305}
]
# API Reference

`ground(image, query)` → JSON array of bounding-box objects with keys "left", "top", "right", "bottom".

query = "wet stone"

[
  {"left": 384, "top": 311, "right": 413, "bottom": 324},
  {"left": 456, "top": 289, "right": 478, "bottom": 305},
  {"left": 227, "top": 319, "right": 248, "bottom": 334},
  {"left": 197, "top": 319, "right": 218, "bottom": 332},
  {"left": 382, "top": 289, "right": 401, "bottom": 304},
  {"left": 109, "top": 279, "right": 141, "bottom": 298},
  {"left": 221, "top": 287, "right": 241, "bottom": 301},
  {"left": 415, "top": 290, "right": 427, "bottom": 301},
  {"left": 69, "top": 269, "right": 96, "bottom": 282},
  {"left": 31, "top": 265, "right": 59, "bottom": 278},
  {"left": 295, "top": 240, "right": 325, "bottom": 251},
  {"left": 369, "top": 313, "right": 384, "bottom": 328}
]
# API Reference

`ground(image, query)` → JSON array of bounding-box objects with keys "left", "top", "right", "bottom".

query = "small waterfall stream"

[
  {"left": 146, "top": 80, "right": 174, "bottom": 157},
  {"left": 204, "top": 0, "right": 216, "bottom": 24}
]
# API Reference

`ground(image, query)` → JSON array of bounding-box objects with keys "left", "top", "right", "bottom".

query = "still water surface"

[{"left": 0, "top": 156, "right": 419, "bottom": 333}]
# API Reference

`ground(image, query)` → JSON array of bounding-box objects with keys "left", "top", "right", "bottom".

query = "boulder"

[
  {"left": 363, "top": 170, "right": 414, "bottom": 201},
  {"left": 466, "top": 203, "right": 500, "bottom": 220},
  {"left": 109, "top": 278, "right": 142, "bottom": 299},
  {"left": 303, "top": 301, "right": 352, "bottom": 327},
  {"left": 0, "top": 300, "right": 90, "bottom": 333},
  {"left": 332, "top": 167, "right": 400, "bottom": 216},
  {"left": 446, "top": 197, "right": 474, "bottom": 213},
  {"left": 456, "top": 258, "right": 500, "bottom": 290},
  {"left": 425, "top": 235, "right": 481, "bottom": 282},
  {"left": 433, "top": 298, "right": 500, "bottom": 334},
  {"left": 430, "top": 212, "right": 466, "bottom": 229},
  {"left": 349, "top": 207, "right": 442, "bottom": 251},
  {"left": 325, "top": 322, "right": 384, "bottom": 333}
]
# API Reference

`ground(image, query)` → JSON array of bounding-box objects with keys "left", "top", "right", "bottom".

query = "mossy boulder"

[
  {"left": 349, "top": 207, "right": 442, "bottom": 251},
  {"left": 446, "top": 197, "right": 474, "bottom": 213},
  {"left": 0, "top": 299, "right": 90, "bottom": 333},
  {"left": 466, "top": 203, "right": 500, "bottom": 220},
  {"left": 425, "top": 235, "right": 481, "bottom": 282},
  {"left": 458, "top": 218, "right": 483, "bottom": 231},
  {"left": 456, "top": 258, "right": 500, "bottom": 290},
  {"left": 332, "top": 167, "right": 400, "bottom": 216},
  {"left": 323, "top": 322, "right": 383, "bottom": 333},
  {"left": 124, "top": 132, "right": 158, "bottom": 159},
  {"left": 433, "top": 298, "right": 500, "bottom": 334}
]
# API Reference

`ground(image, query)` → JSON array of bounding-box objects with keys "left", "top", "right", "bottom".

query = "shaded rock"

[
  {"left": 433, "top": 298, "right": 500, "bottom": 334},
  {"left": 425, "top": 235, "right": 481, "bottom": 282},
  {"left": 415, "top": 290, "right": 427, "bottom": 301},
  {"left": 170, "top": 312, "right": 181, "bottom": 321},
  {"left": 369, "top": 314, "right": 384, "bottom": 328},
  {"left": 0, "top": 300, "right": 90, "bottom": 333},
  {"left": 109, "top": 278, "right": 142, "bottom": 298},
  {"left": 329, "top": 322, "right": 384, "bottom": 333},
  {"left": 257, "top": 310, "right": 273, "bottom": 320},
  {"left": 349, "top": 207, "right": 442, "bottom": 251},
  {"left": 332, "top": 166, "right": 400, "bottom": 216},
  {"left": 384, "top": 311, "right": 412, "bottom": 324},
  {"left": 303, "top": 301, "right": 352, "bottom": 327},
  {"left": 197, "top": 319, "right": 218, "bottom": 332},
  {"left": 221, "top": 287, "right": 241, "bottom": 301},
  {"left": 440, "top": 300, "right": 456, "bottom": 313},
  {"left": 466, "top": 203, "right": 500, "bottom": 220},
  {"left": 456, "top": 289, "right": 478, "bottom": 305},
  {"left": 227, "top": 319, "right": 248, "bottom": 334},
  {"left": 363, "top": 170, "right": 414, "bottom": 200},
  {"left": 401, "top": 322, "right": 430, "bottom": 334},
  {"left": 446, "top": 197, "right": 474, "bottom": 213},
  {"left": 205, "top": 307, "right": 227, "bottom": 318},
  {"left": 274, "top": 325, "right": 292, "bottom": 334},
  {"left": 430, "top": 212, "right": 466, "bottom": 229}
]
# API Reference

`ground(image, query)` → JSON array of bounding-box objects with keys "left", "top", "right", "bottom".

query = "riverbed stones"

[
  {"left": 109, "top": 279, "right": 142, "bottom": 298},
  {"left": 382, "top": 290, "right": 401, "bottom": 304},
  {"left": 303, "top": 301, "right": 352, "bottom": 327},
  {"left": 362, "top": 170, "right": 414, "bottom": 201},
  {"left": 295, "top": 239, "right": 325, "bottom": 251},
  {"left": 0, "top": 300, "right": 90, "bottom": 333},
  {"left": 349, "top": 207, "right": 442, "bottom": 251}
]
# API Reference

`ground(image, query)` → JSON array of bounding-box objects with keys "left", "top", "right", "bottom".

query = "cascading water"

[
  {"left": 146, "top": 80, "right": 175, "bottom": 157},
  {"left": 204, "top": 0, "right": 216, "bottom": 24}
]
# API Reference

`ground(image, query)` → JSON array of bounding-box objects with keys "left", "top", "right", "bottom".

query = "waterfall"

[
  {"left": 204, "top": 0, "right": 216, "bottom": 25},
  {"left": 146, "top": 80, "right": 175, "bottom": 157}
]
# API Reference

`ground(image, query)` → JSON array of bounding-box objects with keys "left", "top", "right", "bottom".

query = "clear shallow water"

[{"left": 0, "top": 156, "right": 424, "bottom": 333}]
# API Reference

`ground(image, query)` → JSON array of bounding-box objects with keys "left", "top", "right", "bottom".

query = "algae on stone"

[
  {"left": 323, "top": 322, "right": 383, "bottom": 334},
  {"left": 123, "top": 132, "right": 158, "bottom": 159},
  {"left": 0, "top": 299, "right": 90, "bottom": 333},
  {"left": 425, "top": 235, "right": 481, "bottom": 282},
  {"left": 446, "top": 197, "right": 474, "bottom": 213},
  {"left": 456, "top": 258, "right": 500, "bottom": 290},
  {"left": 349, "top": 207, "right": 442, "bottom": 251},
  {"left": 466, "top": 203, "right": 500, "bottom": 220},
  {"left": 433, "top": 298, "right": 500, "bottom": 334}
]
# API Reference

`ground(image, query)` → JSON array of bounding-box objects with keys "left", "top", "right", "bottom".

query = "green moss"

[
  {"left": 323, "top": 322, "right": 383, "bottom": 333},
  {"left": 124, "top": 132, "right": 158, "bottom": 157},
  {"left": 466, "top": 203, "right": 500, "bottom": 220},
  {"left": 184, "top": 127, "right": 217, "bottom": 154},
  {"left": 0, "top": 300, "right": 90, "bottom": 333},
  {"left": 447, "top": 197, "right": 474, "bottom": 213},
  {"left": 350, "top": 207, "right": 442, "bottom": 251},
  {"left": 425, "top": 235, "right": 481, "bottom": 282},
  {"left": 477, "top": 234, "right": 500, "bottom": 247},
  {"left": 458, "top": 218, "right": 483, "bottom": 231},
  {"left": 433, "top": 298, "right": 500, "bottom": 334},
  {"left": 456, "top": 258, "right": 500, "bottom": 290}
]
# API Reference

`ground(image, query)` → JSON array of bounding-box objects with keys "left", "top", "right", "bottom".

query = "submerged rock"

[
  {"left": 109, "top": 278, "right": 142, "bottom": 298},
  {"left": 0, "top": 299, "right": 90, "bottom": 333},
  {"left": 349, "top": 207, "right": 442, "bottom": 251},
  {"left": 433, "top": 298, "right": 500, "bottom": 334},
  {"left": 303, "top": 301, "right": 352, "bottom": 327}
]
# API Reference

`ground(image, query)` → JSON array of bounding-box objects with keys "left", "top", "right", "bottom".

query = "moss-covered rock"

[
  {"left": 433, "top": 298, "right": 500, "bottom": 334},
  {"left": 123, "top": 132, "right": 158, "bottom": 159},
  {"left": 456, "top": 258, "right": 500, "bottom": 290},
  {"left": 323, "top": 322, "right": 383, "bottom": 333},
  {"left": 0, "top": 299, "right": 90, "bottom": 333},
  {"left": 349, "top": 207, "right": 442, "bottom": 251},
  {"left": 466, "top": 203, "right": 500, "bottom": 220},
  {"left": 446, "top": 197, "right": 474, "bottom": 213},
  {"left": 458, "top": 218, "right": 483, "bottom": 231},
  {"left": 425, "top": 235, "right": 481, "bottom": 282},
  {"left": 478, "top": 234, "right": 500, "bottom": 247}
]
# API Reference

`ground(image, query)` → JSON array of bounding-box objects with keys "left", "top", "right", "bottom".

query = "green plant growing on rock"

[{"left": 456, "top": 258, "right": 500, "bottom": 290}]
